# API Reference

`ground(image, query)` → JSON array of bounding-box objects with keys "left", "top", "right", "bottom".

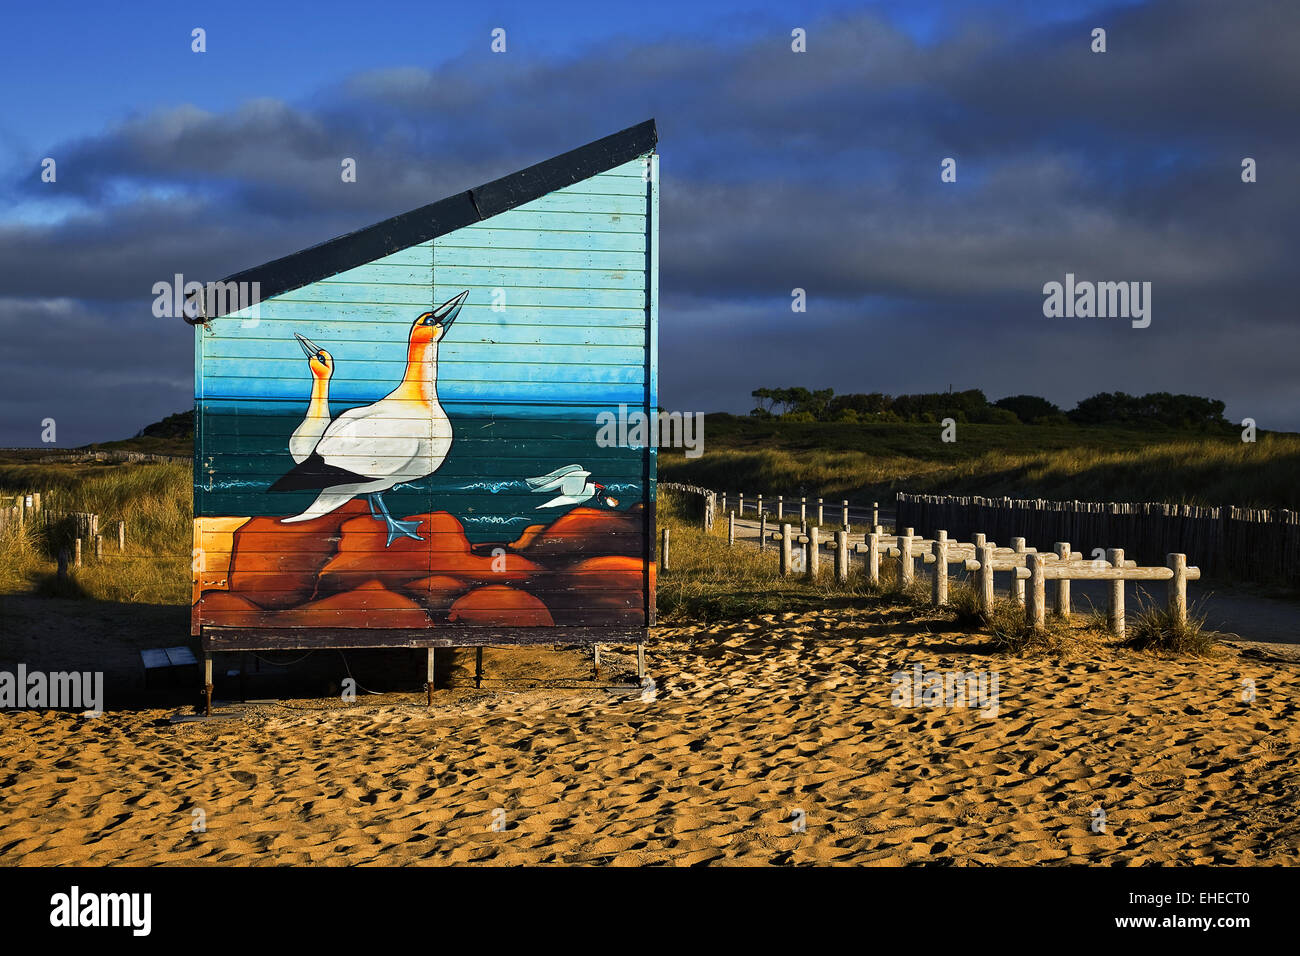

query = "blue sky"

[{"left": 1, "top": 0, "right": 1296, "bottom": 444}]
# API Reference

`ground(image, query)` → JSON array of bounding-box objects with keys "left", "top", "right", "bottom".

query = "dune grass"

[
  {"left": 660, "top": 416, "right": 1300, "bottom": 509},
  {"left": 1124, "top": 601, "right": 1215, "bottom": 656},
  {"left": 0, "top": 461, "right": 191, "bottom": 605}
]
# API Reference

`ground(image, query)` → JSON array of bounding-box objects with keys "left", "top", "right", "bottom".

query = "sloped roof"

[{"left": 199, "top": 119, "right": 657, "bottom": 318}]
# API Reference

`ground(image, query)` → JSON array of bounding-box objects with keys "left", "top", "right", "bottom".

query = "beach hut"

[{"left": 190, "top": 120, "right": 659, "bottom": 702}]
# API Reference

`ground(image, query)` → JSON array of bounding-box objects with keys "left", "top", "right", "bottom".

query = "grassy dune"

[
  {"left": 0, "top": 461, "right": 191, "bottom": 604},
  {"left": 660, "top": 415, "right": 1300, "bottom": 509}
]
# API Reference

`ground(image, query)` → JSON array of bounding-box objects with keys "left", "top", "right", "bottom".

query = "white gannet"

[
  {"left": 270, "top": 290, "right": 469, "bottom": 546},
  {"left": 526, "top": 463, "right": 619, "bottom": 509},
  {"left": 288, "top": 333, "right": 333, "bottom": 464}
]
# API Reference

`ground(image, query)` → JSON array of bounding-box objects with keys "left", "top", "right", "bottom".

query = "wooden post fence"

[
  {"left": 1107, "top": 548, "right": 1125, "bottom": 636},
  {"left": 835, "top": 530, "right": 849, "bottom": 583},
  {"left": 1054, "top": 542, "right": 1071, "bottom": 616},
  {"left": 932, "top": 530, "right": 949, "bottom": 605},
  {"left": 1011, "top": 537, "right": 1027, "bottom": 605},
  {"left": 1027, "top": 553, "right": 1047, "bottom": 630}
]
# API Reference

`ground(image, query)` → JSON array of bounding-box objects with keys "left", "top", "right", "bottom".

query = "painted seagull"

[
  {"left": 288, "top": 333, "right": 333, "bottom": 464},
  {"left": 269, "top": 290, "right": 469, "bottom": 546},
  {"left": 526, "top": 463, "right": 619, "bottom": 509}
]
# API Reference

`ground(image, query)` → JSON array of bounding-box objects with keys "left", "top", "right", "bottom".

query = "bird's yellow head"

[
  {"left": 413, "top": 290, "right": 470, "bottom": 345},
  {"left": 309, "top": 350, "right": 333, "bottom": 379},
  {"left": 294, "top": 333, "right": 333, "bottom": 379}
]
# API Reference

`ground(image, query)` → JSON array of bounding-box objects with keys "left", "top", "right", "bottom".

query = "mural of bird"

[
  {"left": 526, "top": 463, "right": 619, "bottom": 509},
  {"left": 288, "top": 333, "right": 333, "bottom": 464},
  {"left": 269, "top": 290, "right": 469, "bottom": 546}
]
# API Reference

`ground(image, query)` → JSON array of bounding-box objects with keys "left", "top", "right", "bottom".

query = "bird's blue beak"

[
  {"left": 419, "top": 290, "right": 470, "bottom": 331},
  {"left": 294, "top": 332, "right": 324, "bottom": 360}
]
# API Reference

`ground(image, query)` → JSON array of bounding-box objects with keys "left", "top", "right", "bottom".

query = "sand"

[{"left": 2, "top": 606, "right": 1298, "bottom": 865}]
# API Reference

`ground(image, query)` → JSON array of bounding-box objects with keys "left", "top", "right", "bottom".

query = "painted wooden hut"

[{"left": 191, "top": 121, "right": 658, "bottom": 700}]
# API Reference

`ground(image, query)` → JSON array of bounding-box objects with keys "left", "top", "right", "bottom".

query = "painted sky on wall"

[{"left": 0, "top": 0, "right": 1296, "bottom": 444}]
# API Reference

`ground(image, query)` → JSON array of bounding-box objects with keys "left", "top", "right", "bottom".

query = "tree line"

[{"left": 749, "top": 387, "right": 1229, "bottom": 430}]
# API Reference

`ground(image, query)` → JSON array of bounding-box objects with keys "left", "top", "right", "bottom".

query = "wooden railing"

[
  {"left": 719, "top": 491, "right": 885, "bottom": 531},
  {"left": 739, "top": 519, "right": 1199, "bottom": 638},
  {"left": 896, "top": 492, "right": 1298, "bottom": 587}
]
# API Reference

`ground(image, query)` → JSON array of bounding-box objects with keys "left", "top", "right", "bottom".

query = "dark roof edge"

[{"left": 202, "top": 119, "right": 657, "bottom": 318}]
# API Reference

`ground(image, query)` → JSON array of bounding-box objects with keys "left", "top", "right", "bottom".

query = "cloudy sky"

[{"left": 1, "top": 0, "right": 1296, "bottom": 444}]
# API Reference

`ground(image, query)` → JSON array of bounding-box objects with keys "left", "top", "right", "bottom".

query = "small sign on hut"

[{"left": 191, "top": 121, "right": 659, "bottom": 691}]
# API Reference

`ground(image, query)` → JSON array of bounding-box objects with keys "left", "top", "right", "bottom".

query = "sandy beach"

[{"left": 2, "top": 605, "right": 1297, "bottom": 866}]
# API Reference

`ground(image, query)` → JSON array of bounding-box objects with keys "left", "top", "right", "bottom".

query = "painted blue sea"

[{"left": 195, "top": 403, "right": 653, "bottom": 544}]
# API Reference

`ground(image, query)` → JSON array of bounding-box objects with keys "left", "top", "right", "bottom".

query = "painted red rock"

[
  {"left": 516, "top": 503, "right": 645, "bottom": 562},
  {"left": 447, "top": 586, "right": 554, "bottom": 627},
  {"left": 313, "top": 511, "right": 472, "bottom": 594},
  {"left": 401, "top": 574, "right": 475, "bottom": 616},
  {"left": 226, "top": 499, "right": 368, "bottom": 608},
  {"left": 276, "top": 579, "right": 432, "bottom": 629},
  {"left": 542, "top": 555, "right": 648, "bottom": 625}
]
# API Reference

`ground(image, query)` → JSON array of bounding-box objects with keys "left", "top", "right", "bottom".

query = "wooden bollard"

[
  {"left": 805, "top": 526, "right": 819, "bottom": 579},
  {"left": 932, "top": 531, "right": 948, "bottom": 605},
  {"left": 1026, "top": 553, "right": 1046, "bottom": 631},
  {"left": 800, "top": 497, "right": 807, "bottom": 525},
  {"left": 118, "top": 520, "right": 125, "bottom": 551},
  {"left": 899, "top": 530, "right": 914, "bottom": 585},
  {"left": 759, "top": 512, "right": 767, "bottom": 551},
  {"left": 74, "top": 538, "right": 82, "bottom": 568},
  {"left": 757, "top": 494, "right": 764, "bottom": 517},
  {"left": 738, "top": 493, "right": 744, "bottom": 516},
  {"left": 841, "top": 500, "right": 849, "bottom": 530},
  {"left": 94, "top": 534, "right": 103, "bottom": 560},
  {"left": 780, "top": 524, "right": 793, "bottom": 576},
  {"left": 817, "top": 498, "right": 824, "bottom": 525},
  {"left": 777, "top": 495, "right": 784, "bottom": 520},
  {"left": 872, "top": 502, "right": 879, "bottom": 528},
  {"left": 728, "top": 510, "right": 735, "bottom": 547},
  {"left": 721, "top": 492, "right": 727, "bottom": 513},
  {"left": 978, "top": 544, "right": 995, "bottom": 613},
  {"left": 835, "top": 530, "right": 849, "bottom": 583},
  {"left": 1107, "top": 548, "right": 1125, "bottom": 637},
  {"left": 1053, "top": 542, "right": 1071, "bottom": 616},
  {"left": 867, "top": 532, "right": 880, "bottom": 585},
  {"left": 660, "top": 527, "right": 670, "bottom": 571},
  {"left": 1011, "top": 537, "right": 1027, "bottom": 605},
  {"left": 1168, "top": 553, "right": 1188, "bottom": 626}
]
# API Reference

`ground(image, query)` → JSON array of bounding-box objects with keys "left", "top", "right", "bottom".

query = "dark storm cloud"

[{"left": 0, "top": 0, "right": 1296, "bottom": 443}]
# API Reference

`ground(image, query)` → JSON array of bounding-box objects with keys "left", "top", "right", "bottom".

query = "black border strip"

[{"left": 202, "top": 119, "right": 658, "bottom": 317}]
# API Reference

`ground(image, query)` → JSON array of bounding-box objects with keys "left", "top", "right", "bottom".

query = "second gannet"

[{"left": 288, "top": 333, "right": 333, "bottom": 464}]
